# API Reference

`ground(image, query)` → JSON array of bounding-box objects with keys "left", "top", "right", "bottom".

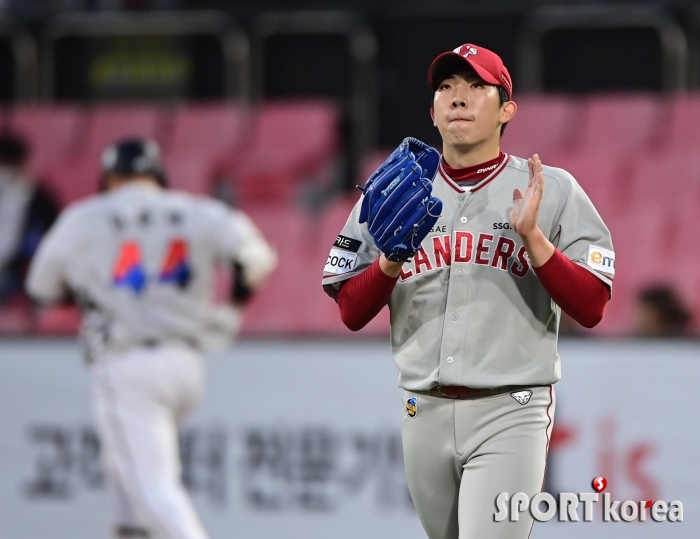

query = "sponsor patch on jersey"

[
  {"left": 406, "top": 396, "right": 417, "bottom": 417},
  {"left": 324, "top": 248, "right": 358, "bottom": 275},
  {"left": 333, "top": 234, "right": 362, "bottom": 253},
  {"left": 510, "top": 390, "right": 532, "bottom": 405},
  {"left": 586, "top": 245, "right": 615, "bottom": 276}
]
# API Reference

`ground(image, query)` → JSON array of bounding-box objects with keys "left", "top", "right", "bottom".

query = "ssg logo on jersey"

[
  {"left": 112, "top": 241, "right": 147, "bottom": 294},
  {"left": 159, "top": 239, "right": 192, "bottom": 288},
  {"left": 406, "top": 397, "right": 418, "bottom": 417}
]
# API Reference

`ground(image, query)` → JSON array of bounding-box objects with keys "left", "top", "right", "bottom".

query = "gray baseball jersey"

[
  {"left": 323, "top": 154, "right": 614, "bottom": 390},
  {"left": 27, "top": 182, "right": 277, "bottom": 360}
]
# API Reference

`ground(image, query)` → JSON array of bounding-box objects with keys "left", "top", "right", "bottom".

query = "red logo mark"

[
  {"left": 592, "top": 476, "right": 607, "bottom": 493},
  {"left": 645, "top": 500, "right": 653, "bottom": 508}
]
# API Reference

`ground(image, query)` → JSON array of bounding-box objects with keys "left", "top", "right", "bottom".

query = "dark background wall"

[{"left": 0, "top": 0, "right": 691, "bottom": 148}]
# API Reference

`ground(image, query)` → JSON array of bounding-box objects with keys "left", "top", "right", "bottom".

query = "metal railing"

[
  {"left": 517, "top": 5, "right": 687, "bottom": 92},
  {"left": 685, "top": 5, "right": 700, "bottom": 89},
  {"left": 0, "top": 15, "right": 38, "bottom": 100},
  {"left": 39, "top": 10, "right": 249, "bottom": 100},
  {"left": 251, "top": 10, "right": 379, "bottom": 166}
]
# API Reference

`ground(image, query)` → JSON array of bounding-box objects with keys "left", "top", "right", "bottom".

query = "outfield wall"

[{"left": 0, "top": 338, "right": 698, "bottom": 539}]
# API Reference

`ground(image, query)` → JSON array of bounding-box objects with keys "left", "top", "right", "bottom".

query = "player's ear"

[
  {"left": 430, "top": 106, "right": 436, "bottom": 127},
  {"left": 500, "top": 100, "right": 517, "bottom": 124}
]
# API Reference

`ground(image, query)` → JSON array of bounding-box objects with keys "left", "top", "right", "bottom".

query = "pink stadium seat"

[
  {"left": 627, "top": 151, "right": 700, "bottom": 211},
  {"left": 551, "top": 153, "right": 627, "bottom": 223},
  {"left": 9, "top": 105, "right": 83, "bottom": 177},
  {"left": 164, "top": 103, "right": 247, "bottom": 193},
  {"left": 237, "top": 199, "right": 386, "bottom": 336},
  {"left": 240, "top": 205, "right": 320, "bottom": 334},
  {"left": 229, "top": 101, "right": 340, "bottom": 205},
  {"left": 501, "top": 95, "right": 577, "bottom": 161},
  {"left": 45, "top": 105, "right": 162, "bottom": 206},
  {"left": 592, "top": 205, "right": 667, "bottom": 335},
  {"left": 659, "top": 95, "right": 700, "bottom": 153},
  {"left": 32, "top": 305, "right": 81, "bottom": 335},
  {"left": 571, "top": 95, "right": 661, "bottom": 157},
  {"left": 0, "top": 303, "right": 32, "bottom": 334}
]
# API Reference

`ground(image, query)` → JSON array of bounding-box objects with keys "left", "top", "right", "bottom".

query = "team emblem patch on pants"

[
  {"left": 510, "top": 390, "right": 533, "bottom": 405},
  {"left": 406, "top": 396, "right": 418, "bottom": 417}
]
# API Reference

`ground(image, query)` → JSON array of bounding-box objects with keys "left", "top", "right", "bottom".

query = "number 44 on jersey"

[{"left": 112, "top": 239, "right": 192, "bottom": 294}]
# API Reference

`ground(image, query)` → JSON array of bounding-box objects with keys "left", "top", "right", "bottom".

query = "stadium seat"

[
  {"left": 45, "top": 105, "right": 163, "bottom": 206},
  {"left": 658, "top": 94, "right": 700, "bottom": 154},
  {"left": 227, "top": 101, "right": 340, "bottom": 205},
  {"left": 9, "top": 105, "right": 83, "bottom": 178},
  {"left": 626, "top": 151, "right": 700, "bottom": 211},
  {"left": 0, "top": 303, "right": 32, "bottom": 334},
  {"left": 163, "top": 103, "right": 248, "bottom": 194},
  {"left": 237, "top": 198, "right": 387, "bottom": 336},
  {"left": 551, "top": 153, "right": 627, "bottom": 222},
  {"left": 239, "top": 204, "right": 322, "bottom": 334},
  {"left": 569, "top": 95, "right": 662, "bottom": 157},
  {"left": 32, "top": 305, "right": 81, "bottom": 335},
  {"left": 501, "top": 95, "right": 577, "bottom": 161},
  {"left": 593, "top": 205, "right": 667, "bottom": 335}
]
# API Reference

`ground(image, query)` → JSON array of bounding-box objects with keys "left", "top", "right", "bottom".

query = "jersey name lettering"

[{"left": 399, "top": 232, "right": 530, "bottom": 281}]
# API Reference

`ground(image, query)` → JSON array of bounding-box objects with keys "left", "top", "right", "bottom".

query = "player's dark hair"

[
  {"left": 0, "top": 132, "right": 29, "bottom": 167},
  {"left": 497, "top": 86, "right": 510, "bottom": 136},
  {"left": 431, "top": 68, "right": 511, "bottom": 137}
]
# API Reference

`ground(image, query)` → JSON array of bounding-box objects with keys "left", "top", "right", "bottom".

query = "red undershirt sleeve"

[
  {"left": 533, "top": 249, "right": 609, "bottom": 328},
  {"left": 336, "top": 258, "right": 399, "bottom": 331}
]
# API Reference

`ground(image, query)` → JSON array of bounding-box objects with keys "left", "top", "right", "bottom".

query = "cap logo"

[{"left": 456, "top": 45, "right": 478, "bottom": 58}]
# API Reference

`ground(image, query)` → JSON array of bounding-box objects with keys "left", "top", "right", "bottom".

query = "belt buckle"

[{"left": 436, "top": 385, "right": 458, "bottom": 399}]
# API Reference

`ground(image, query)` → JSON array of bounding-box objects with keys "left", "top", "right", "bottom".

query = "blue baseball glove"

[{"left": 358, "top": 137, "right": 442, "bottom": 262}]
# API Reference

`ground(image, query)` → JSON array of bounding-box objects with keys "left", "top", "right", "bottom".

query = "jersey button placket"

[{"left": 438, "top": 193, "right": 468, "bottom": 383}]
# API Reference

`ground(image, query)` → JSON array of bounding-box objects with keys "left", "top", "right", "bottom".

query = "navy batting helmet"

[{"left": 100, "top": 138, "right": 167, "bottom": 188}]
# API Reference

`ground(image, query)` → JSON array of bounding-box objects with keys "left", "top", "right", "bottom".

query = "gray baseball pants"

[{"left": 401, "top": 385, "right": 555, "bottom": 539}]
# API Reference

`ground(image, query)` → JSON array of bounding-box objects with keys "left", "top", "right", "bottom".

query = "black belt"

[
  {"left": 141, "top": 337, "right": 198, "bottom": 350},
  {"left": 420, "top": 384, "right": 536, "bottom": 399}
]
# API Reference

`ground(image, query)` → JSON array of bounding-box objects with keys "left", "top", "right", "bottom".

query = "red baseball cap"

[{"left": 427, "top": 44, "right": 513, "bottom": 100}]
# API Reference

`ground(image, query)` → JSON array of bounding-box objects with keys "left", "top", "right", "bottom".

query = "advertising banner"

[{"left": 0, "top": 338, "right": 697, "bottom": 538}]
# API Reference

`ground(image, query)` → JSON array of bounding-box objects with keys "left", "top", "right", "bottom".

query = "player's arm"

[
  {"left": 25, "top": 212, "right": 73, "bottom": 304},
  {"left": 510, "top": 154, "right": 609, "bottom": 328},
  {"left": 325, "top": 138, "right": 442, "bottom": 330},
  {"left": 510, "top": 154, "right": 556, "bottom": 267},
  {"left": 335, "top": 255, "right": 400, "bottom": 331},
  {"left": 222, "top": 210, "right": 277, "bottom": 307},
  {"left": 322, "top": 203, "right": 397, "bottom": 330}
]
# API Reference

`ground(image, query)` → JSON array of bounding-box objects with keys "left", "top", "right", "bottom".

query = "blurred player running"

[{"left": 26, "top": 139, "right": 277, "bottom": 539}]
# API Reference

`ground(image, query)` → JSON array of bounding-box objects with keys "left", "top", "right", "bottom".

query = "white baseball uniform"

[
  {"left": 26, "top": 181, "right": 277, "bottom": 539},
  {"left": 323, "top": 155, "right": 614, "bottom": 539}
]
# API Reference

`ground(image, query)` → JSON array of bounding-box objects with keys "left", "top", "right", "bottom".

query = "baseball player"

[
  {"left": 26, "top": 139, "right": 277, "bottom": 539},
  {"left": 322, "top": 44, "right": 614, "bottom": 538}
]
